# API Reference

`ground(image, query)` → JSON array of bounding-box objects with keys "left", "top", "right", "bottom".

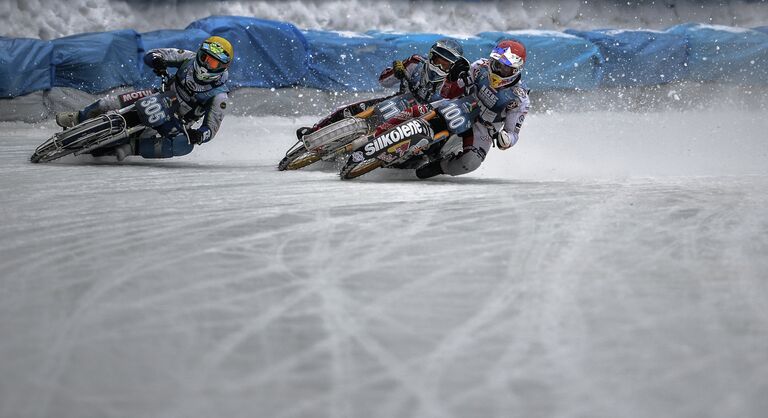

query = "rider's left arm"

[
  {"left": 497, "top": 95, "right": 531, "bottom": 150},
  {"left": 189, "top": 92, "right": 228, "bottom": 144},
  {"left": 144, "top": 48, "right": 196, "bottom": 68}
]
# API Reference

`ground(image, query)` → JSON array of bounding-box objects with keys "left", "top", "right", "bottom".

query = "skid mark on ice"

[
  {"left": 443, "top": 184, "right": 631, "bottom": 415},
  {"left": 185, "top": 202, "right": 461, "bottom": 417},
  {"left": 271, "top": 204, "right": 450, "bottom": 418}
]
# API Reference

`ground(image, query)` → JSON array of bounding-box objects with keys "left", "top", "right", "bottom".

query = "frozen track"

[{"left": 1, "top": 111, "right": 768, "bottom": 418}]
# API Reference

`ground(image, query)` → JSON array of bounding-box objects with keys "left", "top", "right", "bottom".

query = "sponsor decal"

[
  {"left": 378, "top": 99, "right": 401, "bottom": 120},
  {"left": 119, "top": 89, "right": 153, "bottom": 104},
  {"left": 480, "top": 108, "right": 498, "bottom": 123},
  {"left": 478, "top": 85, "right": 499, "bottom": 108},
  {"left": 351, "top": 151, "right": 365, "bottom": 162},
  {"left": 514, "top": 114, "right": 525, "bottom": 133},
  {"left": 377, "top": 154, "right": 397, "bottom": 163},
  {"left": 392, "top": 141, "right": 410, "bottom": 157},
  {"left": 512, "top": 86, "right": 527, "bottom": 99},
  {"left": 363, "top": 120, "right": 424, "bottom": 157}
]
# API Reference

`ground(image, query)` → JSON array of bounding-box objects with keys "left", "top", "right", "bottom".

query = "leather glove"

[
  {"left": 494, "top": 130, "right": 513, "bottom": 150},
  {"left": 188, "top": 127, "right": 212, "bottom": 145},
  {"left": 392, "top": 60, "right": 407, "bottom": 80},
  {"left": 149, "top": 53, "right": 167, "bottom": 76},
  {"left": 447, "top": 57, "right": 470, "bottom": 82}
]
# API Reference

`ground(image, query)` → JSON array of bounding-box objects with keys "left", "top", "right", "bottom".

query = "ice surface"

[{"left": 1, "top": 109, "right": 767, "bottom": 418}]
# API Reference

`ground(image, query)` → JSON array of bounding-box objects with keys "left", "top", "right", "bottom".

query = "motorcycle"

[
  {"left": 339, "top": 95, "right": 481, "bottom": 180},
  {"left": 278, "top": 77, "right": 420, "bottom": 171},
  {"left": 30, "top": 73, "right": 182, "bottom": 163}
]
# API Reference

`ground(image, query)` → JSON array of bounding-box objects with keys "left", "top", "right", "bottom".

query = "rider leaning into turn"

[
  {"left": 297, "top": 39, "right": 464, "bottom": 137},
  {"left": 415, "top": 39, "right": 531, "bottom": 179},
  {"left": 55, "top": 36, "right": 233, "bottom": 161}
]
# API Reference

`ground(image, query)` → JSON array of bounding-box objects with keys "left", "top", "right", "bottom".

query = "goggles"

[
  {"left": 428, "top": 52, "right": 453, "bottom": 74},
  {"left": 489, "top": 46, "right": 523, "bottom": 78},
  {"left": 197, "top": 41, "right": 231, "bottom": 72},
  {"left": 490, "top": 58, "right": 520, "bottom": 78}
]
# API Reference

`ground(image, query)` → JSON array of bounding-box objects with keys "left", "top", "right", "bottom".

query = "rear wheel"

[{"left": 339, "top": 157, "right": 383, "bottom": 180}]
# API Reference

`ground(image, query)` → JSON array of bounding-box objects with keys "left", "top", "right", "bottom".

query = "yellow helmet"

[{"left": 194, "top": 36, "right": 234, "bottom": 82}]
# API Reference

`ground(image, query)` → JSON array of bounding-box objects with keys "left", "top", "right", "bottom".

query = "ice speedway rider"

[
  {"left": 414, "top": 39, "right": 531, "bottom": 179},
  {"left": 54, "top": 36, "right": 233, "bottom": 161},
  {"left": 295, "top": 39, "right": 465, "bottom": 138}
]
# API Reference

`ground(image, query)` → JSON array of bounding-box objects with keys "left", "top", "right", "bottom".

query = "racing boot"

[
  {"left": 415, "top": 159, "right": 444, "bottom": 179},
  {"left": 114, "top": 140, "right": 137, "bottom": 162},
  {"left": 55, "top": 111, "right": 80, "bottom": 129}
]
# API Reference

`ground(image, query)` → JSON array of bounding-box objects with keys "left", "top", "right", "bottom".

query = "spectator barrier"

[{"left": 1, "top": 17, "right": 767, "bottom": 98}]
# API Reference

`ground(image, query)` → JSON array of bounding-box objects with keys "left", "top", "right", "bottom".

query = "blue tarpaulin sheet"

[
  {"left": 667, "top": 23, "right": 768, "bottom": 84},
  {"left": 479, "top": 31, "right": 602, "bottom": 90},
  {"left": 51, "top": 30, "right": 142, "bottom": 93},
  {"left": 565, "top": 29, "right": 689, "bottom": 87},
  {"left": 186, "top": 16, "right": 308, "bottom": 88},
  {"left": 3, "top": 17, "right": 768, "bottom": 98},
  {"left": 0, "top": 37, "right": 53, "bottom": 97},
  {"left": 302, "top": 30, "right": 396, "bottom": 91},
  {"left": 365, "top": 32, "right": 495, "bottom": 64}
]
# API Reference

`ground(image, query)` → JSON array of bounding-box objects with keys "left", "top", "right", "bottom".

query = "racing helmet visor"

[
  {"left": 197, "top": 41, "right": 231, "bottom": 73},
  {"left": 490, "top": 58, "right": 519, "bottom": 78},
  {"left": 428, "top": 52, "right": 453, "bottom": 74}
]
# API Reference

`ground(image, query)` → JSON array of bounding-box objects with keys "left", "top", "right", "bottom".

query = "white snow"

[
  {"left": 3, "top": 0, "right": 768, "bottom": 40},
  {"left": 2, "top": 1, "right": 768, "bottom": 416},
  {"left": 1, "top": 109, "right": 767, "bottom": 417}
]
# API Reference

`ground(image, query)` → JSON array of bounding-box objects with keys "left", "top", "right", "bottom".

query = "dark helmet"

[{"left": 425, "top": 38, "right": 464, "bottom": 84}]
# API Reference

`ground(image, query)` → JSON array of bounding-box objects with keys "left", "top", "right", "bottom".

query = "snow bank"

[{"left": 3, "top": 0, "right": 768, "bottom": 40}]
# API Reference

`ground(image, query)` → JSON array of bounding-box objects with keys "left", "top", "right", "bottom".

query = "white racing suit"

[
  {"left": 78, "top": 48, "right": 229, "bottom": 158},
  {"left": 433, "top": 59, "right": 531, "bottom": 176}
]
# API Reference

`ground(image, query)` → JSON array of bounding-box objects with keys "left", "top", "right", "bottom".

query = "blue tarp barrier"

[
  {"left": 667, "top": 23, "right": 768, "bottom": 84},
  {"left": 51, "top": 30, "right": 142, "bottom": 93},
  {"left": 136, "top": 28, "right": 212, "bottom": 88},
  {"left": 0, "top": 37, "right": 53, "bottom": 97},
  {"left": 4, "top": 17, "right": 768, "bottom": 98},
  {"left": 365, "top": 32, "right": 495, "bottom": 64},
  {"left": 565, "top": 29, "right": 689, "bottom": 87},
  {"left": 302, "top": 30, "right": 396, "bottom": 91},
  {"left": 479, "top": 31, "right": 602, "bottom": 90},
  {"left": 186, "top": 16, "right": 309, "bottom": 88}
]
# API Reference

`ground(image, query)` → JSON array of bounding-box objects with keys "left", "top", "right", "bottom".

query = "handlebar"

[{"left": 158, "top": 70, "right": 170, "bottom": 93}]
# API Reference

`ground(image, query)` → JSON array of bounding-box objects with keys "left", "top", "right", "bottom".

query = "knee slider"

[{"left": 444, "top": 147, "right": 484, "bottom": 175}]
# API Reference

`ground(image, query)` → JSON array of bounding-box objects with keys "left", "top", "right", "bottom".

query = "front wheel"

[
  {"left": 339, "top": 157, "right": 383, "bottom": 180},
  {"left": 30, "top": 114, "right": 127, "bottom": 163},
  {"left": 278, "top": 145, "right": 322, "bottom": 171}
]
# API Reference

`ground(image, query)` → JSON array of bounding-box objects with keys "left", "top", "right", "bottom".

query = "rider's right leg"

[
  {"left": 136, "top": 134, "right": 194, "bottom": 159},
  {"left": 55, "top": 95, "right": 122, "bottom": 128}
]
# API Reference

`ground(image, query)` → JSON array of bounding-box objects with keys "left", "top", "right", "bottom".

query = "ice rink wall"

[{"left": 2, "top": 15, "right": 768, "bottom": 98}]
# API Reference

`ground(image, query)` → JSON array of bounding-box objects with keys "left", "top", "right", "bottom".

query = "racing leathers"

[
  {"left": 378, "top": 54, "right": 446, "bottom": 103},
  {"left": 418, "top": 58, "right": 530, "bottom": 177},
  {"left": 76, "top": 48, "right": 229, "bottom": 159},
  {"left": 298, "top": 54, "right": 446, "bottom": 137}
]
